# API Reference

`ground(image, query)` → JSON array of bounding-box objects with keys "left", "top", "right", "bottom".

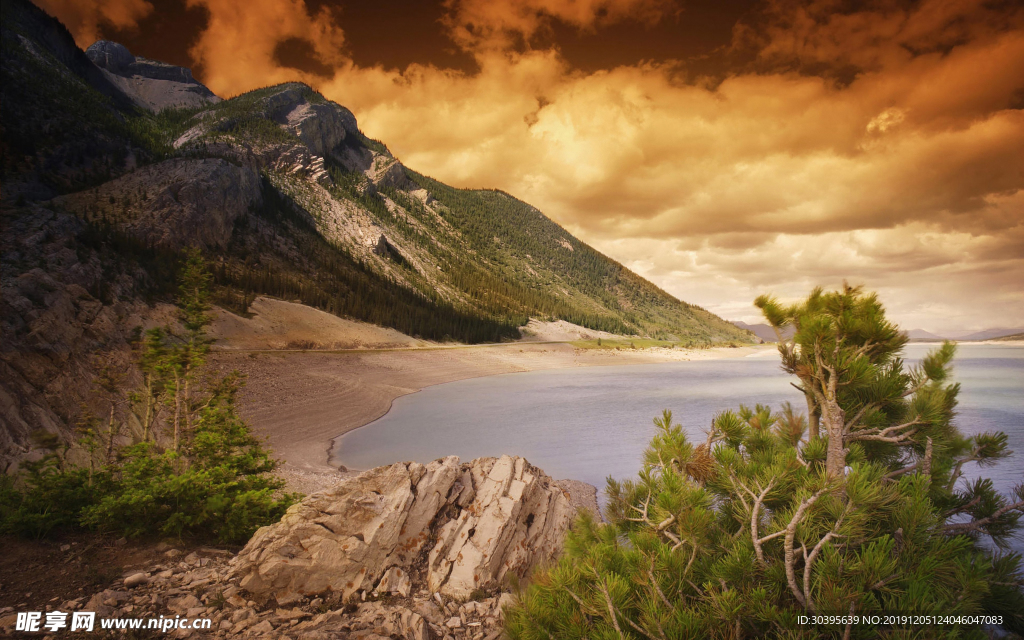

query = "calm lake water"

[{"left": 335, "top": 343, "right": 1023, "bottom": 545}]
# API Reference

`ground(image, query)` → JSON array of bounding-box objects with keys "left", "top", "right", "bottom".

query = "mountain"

[
  {"left": 901, "top": 327, "right": 1024, "bottom": 341},
  {"left": 903, "top": 329, "right": 947, "bottom": 341},
  {"left": 993, "top": 332, "right": 1024, "bottom": 342},
  {"left": 0, "top": 0, "right": 753, "bottom": 466},
  {"left": 956, "top": 327, "right": 1024, "bottom": 341},
  {"left": 730, "top": 321, "right": 795, "bottom": 342}
]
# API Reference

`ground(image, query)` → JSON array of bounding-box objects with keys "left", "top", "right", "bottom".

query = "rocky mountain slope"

[{"left": 0, "top": 0, "right": 754, "bottom": 468}]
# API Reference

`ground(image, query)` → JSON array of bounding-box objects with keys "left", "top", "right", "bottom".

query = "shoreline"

[{"left": 211, "top": 341, "right": 774, "bottom": 494}]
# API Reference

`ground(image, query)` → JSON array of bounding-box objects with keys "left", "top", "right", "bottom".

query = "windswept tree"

[{"left": 508, "top": 285, "right": 1024, "bottom": 639}]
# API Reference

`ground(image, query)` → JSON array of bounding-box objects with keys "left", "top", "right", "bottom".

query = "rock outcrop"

[
  {"left": 268, "top": 87, "right": 357, "bottom": 157},
  {"left": 85, "top": 40, "right": 220, "bottom": 112},
  {"left": 232, "top": 455, "right": 575, "bottom": 603}
]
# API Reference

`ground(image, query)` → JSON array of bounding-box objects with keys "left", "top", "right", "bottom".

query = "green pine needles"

[
  {"left": 0, "top": 249, "right": 297, "bottom": 543},
  {"left": 507, "top": 285, "right": 1024, "bottom": 639}
]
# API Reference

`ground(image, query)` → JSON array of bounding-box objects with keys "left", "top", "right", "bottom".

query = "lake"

[{"left": 334, "top": 343, "right": 1023, "bottom": 544}]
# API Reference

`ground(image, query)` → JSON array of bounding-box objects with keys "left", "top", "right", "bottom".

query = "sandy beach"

[{"left": 204, "top": 297, "right": 772, "bottom": 492}]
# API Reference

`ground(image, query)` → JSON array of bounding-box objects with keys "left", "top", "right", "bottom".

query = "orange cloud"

[
  {"left": 441, "top": 0, "right": 678, "bottom": 52},
  {"left": 35, "top": 0, "right": 152, "bottom": 47},
  {"left": 184, "top": 0, "right": 347, "bottom": 97}
]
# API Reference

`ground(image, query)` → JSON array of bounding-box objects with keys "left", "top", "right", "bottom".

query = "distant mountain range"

[
  {"left": 903, "top": 327, "right": 1024, "bottom": 341},
  {"left": 729, "top": 321, "right": 793, "bottom": 343},
  {"left": 732, "top": 322, "right": 1024, "bottom": 343}
]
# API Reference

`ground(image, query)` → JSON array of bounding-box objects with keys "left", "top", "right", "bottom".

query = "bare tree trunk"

[
  {"left": 105, "top": 404, "right": 117, "bottom": 463},
  {"left": 143, "top": 375, "right": 153, "bottom": 442},
  {"left": 173, "top": 369, "right": 181, "bottom": 453},
  {"left": 184, "top": 372, "right": 191, "bottom": 448},
  {"left": 823, "top": 397, "right": 847, "bottom": 478},
  {"left": 806, "top": 393, "right": 820, "bottom": 440}
]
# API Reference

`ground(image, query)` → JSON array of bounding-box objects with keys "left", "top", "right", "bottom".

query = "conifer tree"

[{"left": 507, "top": 285, "right": 1024, "bottom": 639}]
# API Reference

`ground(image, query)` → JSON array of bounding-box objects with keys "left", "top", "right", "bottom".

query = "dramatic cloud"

[
  {"left": 440, "top": 0, "right": 678, "bottom": 52},
  {"left": 35, "top": 0, "right": 153, "bottom": 47},
  {"left": 183, "top": 0, "right": 347, "bottom": 94},
  {"left": 38, "top": 0, "right": 1024, "bottom": 332}
]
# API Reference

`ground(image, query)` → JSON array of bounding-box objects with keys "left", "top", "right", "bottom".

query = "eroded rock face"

[{"left": 231, "top": 455, "right": 574, "bottom": 603}]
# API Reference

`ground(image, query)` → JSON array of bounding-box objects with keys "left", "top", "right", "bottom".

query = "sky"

[{"left": 36, "top": 0, "right": 1024, "bottom": 333}]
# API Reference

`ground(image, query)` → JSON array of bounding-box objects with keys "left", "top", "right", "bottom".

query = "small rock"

[
  {"left": 124, "top": 573, "right": 149, "bottom": 589},
  {"left": 249, "top": 620, "right": 274, "bottom": 634},
  {"left": 231, "top": 609, "right": 253, "bottom": 624},
  {"left": 167, "top": 594, "right": 200, "bottom": 614},
  {"left": 164, "top": 549, "right": 182, "bottom": 559},
  {"left": 446, "top": 616, "right": 462, "bottom": 629},
  {"left": 274, "top": 608, "right": 310, "bottom": 623},
  {"left": 497, "top": 593, "right": 515, "bottom": 620},
  {"left": 375, "top": 566, "right": 412, "bottom": 598},
  {"left": 114, "top": 537, "right": 128, "bottom": 547}
]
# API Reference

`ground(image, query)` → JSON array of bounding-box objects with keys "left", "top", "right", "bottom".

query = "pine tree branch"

[
  {"left": 802, "top": 503, "right": 851, "bottom": 612},
  {"left": 843, "top": 402, "right": 877, "bottom": 431},
  {"left": 884, "top": 441, "right": 933, "bottom": 481},
  {"left": 942, "top": 495, "right": 982, "bottom": 519},
  {"left": 648, "top": 568, "right": 673, "bottom": 610},
  {"left": 943, "top": 500, "right": 1024, "bottom": 535},
  {"left": 749, "top": 479, "right": 775, "bottom": 565},
  {"left": 842, "top": 602, "right": 856, "bottom": 640},
  {"left": 784, "top": 487, "right": 829, "bottom": 609},
  {"left": 847, "top": 418, "right": 924, "bottom": 443},
  {"left": 947, "top": 447, "right": 984, "bottom": 492},
  {"left": 597, "top": 579, "right": 627, "bottom": 640}
]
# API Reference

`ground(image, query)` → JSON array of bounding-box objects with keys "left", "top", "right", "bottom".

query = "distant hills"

[
  {"left": 732, "top": 321, "right": 1024, "bottom": 343},
  {"left": 731, "top": 322, "right": 773, "bottom": 343},
  {"left": 902, "top": 327, "right": 1024, "bottom": 341}
]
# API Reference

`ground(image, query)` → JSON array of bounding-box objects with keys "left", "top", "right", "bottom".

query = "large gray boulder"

[{"left": 231, "top": 455, "right": 575, "bottom": 604}]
